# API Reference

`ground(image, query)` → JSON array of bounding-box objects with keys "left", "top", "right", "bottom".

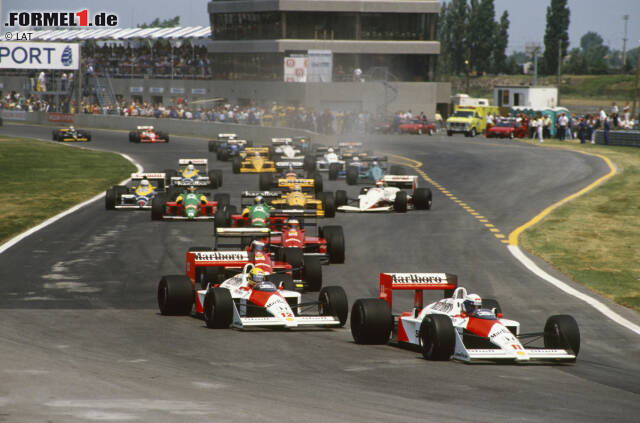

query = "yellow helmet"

[{"left": 249, "top": 267, "right": 266, "bottom": 284}]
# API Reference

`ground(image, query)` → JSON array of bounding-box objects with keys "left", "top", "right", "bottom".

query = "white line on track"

[
  {"left": 0, "top": 140, "right": 143, "bottom": 255},
  {"left": 509, "top": 245, "right": 640, "bottom": 336}
]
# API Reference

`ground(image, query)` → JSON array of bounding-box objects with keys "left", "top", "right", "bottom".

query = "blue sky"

[{"left": 3, "top": 0, "right": 640, "bottom": 54}]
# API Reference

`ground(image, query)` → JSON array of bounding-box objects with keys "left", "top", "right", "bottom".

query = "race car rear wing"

[
  {"left": 226, "top": 139, "right": 248, "bottom": 145},
  {"left": 131, "top": 172, "right": 166, "bottom": 180},
  {"left": 379, "top": 272, "right": 458, "bottom": 310},
  {"left": 241, "top": 190, "right": 282, "bottom": 199},
  {"left": 271, "top": 137, "right": 293, "bottom": 144},
  {"left": 136, "top": 126, "right": 154, "bottom": 130},
  {"left": 217, "top": 133, "right": 237, "bottom": 139},
  {"left": 275, "top": 161, "right": 304, "bottom": 169},
  {"left": 214, "top": 227, "right": 273, "bottom": 249},
  {"left": 179, "top": 158, "right": 208, "bottom": 165},
  {"left": 383, "top": 175, "right": 418, "bottom": 190}
]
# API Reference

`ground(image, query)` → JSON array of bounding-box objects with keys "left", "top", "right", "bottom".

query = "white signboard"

[
  {"left": 307, "top": 50, "right": 332, "bottom": 83},
  {"left": 170, "top": 87, "right": 185, "bottom": 94},
  {"left": 284, "top": 56, "right": 307, "bottom": 83},
  {"left": 1, "top": 110, "right": 26, "bottom": 120},
  {"left": 0, "top": 42, "right": 79, "bottom": 70},
  {"left": 129, "top": 86, "right": 143, "bottom": 93},
  {"left": 149, "top": 87, "right": 164, "bottom": 94}
]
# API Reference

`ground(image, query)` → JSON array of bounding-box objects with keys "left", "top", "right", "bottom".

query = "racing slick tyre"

[
  {"left": 86, "top": 133, "right": 92, "bottom": 141},
  {"left": 350, "top": 298, "right": 393, "bottom": 344},
  {"left": 259, "top": 173, "right": 274, "bottom": 191},
  {"left": 313, "top": 172, "right": 323, "bottom": 193},
  {"left": 390, "top": 165, "right": 406, "bottom": 175},
  {"left": 208, "top": 140, "right": 217, "bottom": 152},
  {"left": 321, "top": 192, "right": 336, "bottom": 217},
  {"left": 129, "top": 131, "right": 140, "bottom": 143},
  {"left": 346, "top": 166, "right": 358, "bottom": 185},
  {"left": 319, "top": 286, "right": 348, "bottom": 327},
  {"left": 213, "top": 169, "right": 224, "bottom": 187},
  {"left": 214, "top": 205, "right": 231, "bottom": 228},
  {"left": 213, "top": 193, "right": 231, "bottom": 209},
  {"left": 204, "top": 288, "right": 234, "bottom": 329},
  {"left": 151, "top": 194, "right": 166, "bottom": 220},
  {"left": 328, "top": 163, "right": 341, "bottom": 181},
  {"left": 420, "top": 314, "right": 456, "bottom": 361},
  {"left": 105, "top": 188, "right": 117, "bottom": 210},
  {"left": 335, "top": 190, "right": 347, "bottom": 207},
  {"left": 217, "top": 149, "right": 228, "bottom": 161},
  {"left": 394, "top": 191, "right": 408, "bottom": 213},
  {"left": 157, "top": 132, "right": 169, "bottom": 142},
  {"left": 197, "top": 267, "right": 220, "bottom": 290},
  {"left": 413, "top": 188, "right": 432, "bottom": 210},
  {"left": 157, "top": 275, "right": 194, "bottom": 316},
  {"left": 303, "top": 256, "right": 322, "bottom": 292},
  {"left": 282, "top": 248, "right": 304, "bottom": 279},
  {"left": 322, "top": 225, "right": 345, "bottom": 263},
  {"left": 544, "top": 315, "right": 580, "bottom": 358},
  {"left": 481, "top": 299, "right": 502, "bottom": 315},
  {"left": 232, "top": 157, "right": 241, "bottom": 174},
  {"left": 52, "top": 131, "right": 58, "bottom": 141},
  {"left": 303, "top": 154, "right": 315, "bottom": 172}
]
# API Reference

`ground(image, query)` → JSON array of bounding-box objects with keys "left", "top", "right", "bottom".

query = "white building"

[{"left": 493, "top": 86, "right": 558, "bottom": 109}]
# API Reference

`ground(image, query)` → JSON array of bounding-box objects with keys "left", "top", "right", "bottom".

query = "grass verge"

[
  {"left": 0, "top": 136, "right": 136, "bottom": 244},
  {"left": 516, "top": 137, "right": 640, "bottom": 312}
]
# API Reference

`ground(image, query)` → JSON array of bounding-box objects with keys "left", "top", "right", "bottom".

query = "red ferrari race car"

[
  {"left": 486, "top": 118, "right": 528, "bottom": 139},
  {"left": 349, "top": 272, "right": 580, "bottom": 363},
  {"left": 129, "top": 126, "right": 170, "bottom": 143},
  {"left": 398, "top": 119, "right": 436, "bottom": 135}
]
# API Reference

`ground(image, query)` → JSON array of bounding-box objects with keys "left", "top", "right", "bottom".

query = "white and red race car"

[
  {"left": 350, "top": 273, "right": 580, "bottom": 363},
  {"left": 336, "top": 175, "right": 432, "bottom": 212},
  {"left": 158, "top": 263, "right": 348, "bottom": 330},
  {"left": 129, "top": 126, "right": 169, "bottom": 143}
]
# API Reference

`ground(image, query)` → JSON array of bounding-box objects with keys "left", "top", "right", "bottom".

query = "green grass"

[
  {"left": 0, "top": 137, "right": 136, "bottom": 243},
  {"left": 517, "top": 138, "right": 640, "bottom": 311}
]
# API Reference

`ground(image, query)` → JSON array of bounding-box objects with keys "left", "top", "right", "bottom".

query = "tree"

[
  {"left": 580, "top": 31, "right": 603, "bottom": 52},
  {"left": 563, "top": 48, "right": 586, "bottom": 74},
  {"left": 580, "top": 32, "right": 609, "bottom": 74},
  {"left": 438, "top": 2, "right": 453, "bottom": 76},
  {"left": 542, "top": 0, "right": 570, "bottom": 75},
  {"left": 138, "top": 16, "right": 180, "bottom": 28},
  {"left": 448, "top": 0, "right": 470, "bottom": 75},
  {"left": 468, "top": 0, "right": 497, "bottom": 75},
  {"left": 493, "top": 11, "right": 509, "bottom": 74}
]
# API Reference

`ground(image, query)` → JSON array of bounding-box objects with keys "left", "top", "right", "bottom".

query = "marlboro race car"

[
  {"left": 258, "top": 162, "right": 323, "bottom": 193},
  {"left": 208, "top": 133, "right": 239, "bottom": 152},
  {"left": 105, "top": 173, "right": 166, "bottom": 210},
  {"left": 164, "top": 159, "right": 223, "bottom": 189},
  {"left": 52, "top": 126, "right": 91, "bottom": 142},
  {"left": 336, "top": 175, "right": 432, "bottom": 212},
  {"left": 157, "top": 263, "right": 348, "bottom": 330},
  {"left": 232, "top": 148, "right": 277, "bottom": 174},
  {"left": 350, "top": 272, "right": 580, "bottom": 363},
  {"left": 129, "top": 126, "right": 169, "bottom": 143},
  {"left": 151, "top": 189, "right": 230, "bottom": 221}
]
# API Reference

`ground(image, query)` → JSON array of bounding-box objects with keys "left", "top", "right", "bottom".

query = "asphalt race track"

[{"left": 1, "top": 123, "right": 639, "bottom": 422}]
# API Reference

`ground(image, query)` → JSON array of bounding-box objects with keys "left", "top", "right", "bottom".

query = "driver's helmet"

[
  {"left": 372, "top": 160, "right": 379, "bottom": 167},
  {"left": 292, "top": 185, "right": 302, "bottom": 193},
  {"left": 69, "top": 126, "right": 75, "bottom": 131},
  {"left": 255, "top": 195, "right": 264, "bottom": 205},
  {"left": 375, "top": 179, "right": 385, "bottom": 188},
  {"left": 251, "top": 240, "right": 265, "bottom": 252},
  {"left": 287, "top": 218, "right": 300, "bottom": 230},
  {"left": 285, "top": 164, "right": 297, "bottom": 178},
  {"left": 140, "top": 178, "right": 150, "bottom": 187},
  {"left": 187, "top": 164, "right": 195, "bottom": 172},
  {"left": 328, "top": 147, "right": 334, "bottom": 153},
  {"left": 463, "top": 294, "right": 482, "bottom": 314},
  {"left": 352, "top": 156, "right": 360, "bottom": 163},
  {"left": 187, "top": 185, "right": 197, "bottom": 193},
  {"left": 248, "top": 267, "right": 266, "bottom": 286}
]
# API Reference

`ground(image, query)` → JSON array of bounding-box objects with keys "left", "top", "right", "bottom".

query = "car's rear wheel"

[
  {"left": 350, "top": 298, "right": 392, "bottom": 344},
  {"left": 197, "top": 267, "right": 220, "bottom": 290},
  {"left": 346, "top": 166, "right": 358, "bottom": 185},
  {"left": 420, "top": 314, "right": 456, "bottom": 361},
  {"left": 394, "top": 191, "right": 408, "bottom": 213},
  {"left": 157, "top": 275, "right": 193, "bottom": 315},
  {"left": 319, "top": 286, "right": 348, "bottom": 327},
  {"left": 208, "top": 141, "right": 217, "bottom": 152},
  {"left": 321, "top": 192, "right": 336, "bottom": 217},
  {"left": 282, "top": 247, "right": 304, "bottom": 279},
  {"left": 322, "top": 225, "right": 345, "bottom": 263},
  {"left": 335, "top": 190, "right": 347, "bottom": 207},
  {"left": 303, "top": 154, "right": 315, "bottom": 172},
  {"left": 213, "top": 193, "right": 230, "bottom": 209},
  {"left": 151, "top": 194, "right": 166, "bottom": 220},
  {"left": 232, "top": 157, "right": 241, "bottom": 174},
  {"left": 413, "top": 188, "right": 432, "bottom": 210},
  {"left": 544, "top": 315, "right": 580, "bottom": 358},
  {"left": 303, "top": 256, "right": 322, "bottom": 292},
  {"left": 209, "top": 169, "right": 223, "bottom": 188},
  {"left": 105, "top": 188, "right": 116, "bottom": 210},
  {"left": 328, "top": 163, "right": 340, "bottom": 180},
  {"left": 313, "top": 172, "right": 323, "bottom": 193},
  {"left": 214, "top": 205, "right": 231, "bottom": 228},
  {"left": 204, "top": 288, "right": 234, "bottom": 329}
]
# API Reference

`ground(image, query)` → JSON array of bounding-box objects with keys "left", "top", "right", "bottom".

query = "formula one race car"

[
  {"left": 129, "top": 126, "right": 169, "bottom": 143},
  {"left": 486, "top": 117, "right": 528, "bottom": 139},
  {"left": 164, "top": 158, "right": 223, "bottom": 189},
  {"left": 398, "top": 119, "right": 436, "bottom": 135},
  {"left": 232, "top": 148, "right": 277, "bottom": 174},
  {"left": 105, "top": 173, "right": 166, "bottom": 210},
  {"left": 158, "top": 263, "right": 348, "bottom": 330},
  {"left": 304, "top": 143, "right": 375, "bottom": 176},
  {"left": 235, "top": 188, "right": 336, "bottom": 218},
  {"left": 270, "top": 138, "right": 305, "bottom": 160},
  {"left": 350, "top": 272, "right": 580, "bottom": 363},
  {"left": 215, "top": 138, "right": 251, "bottom": 161},
  {"left": 151, "top": 188, "right": 229, "bottom": 221},
  {"left": 336, "top": 175, "right": 432, "bottom": 212},
  {"left": 52, "top": 126, "right": 92, "bottom": 142},
  {"left": 208, "top": 133, "right": 238, "bottom": 152},
  {"left": 258, "top": 161, "right": 323, "bottom": 193}
]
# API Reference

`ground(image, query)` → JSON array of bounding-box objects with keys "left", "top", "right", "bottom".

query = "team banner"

[
  {"left": 307, "top": 50, "right": 333, "bottom": 83},
  {"left": 0, "top": 42, "right": 79, "bottom": 70},
  {"left": 283, "top": 56, "right": 307, "bottom": 83}
]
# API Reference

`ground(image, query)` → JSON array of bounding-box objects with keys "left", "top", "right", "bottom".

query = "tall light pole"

[
  {"left": 633, "top": 41, "right": 640, "bottom": 120},
  {"left": 622, "top": 15, "right": 629, "bottom": 65}
]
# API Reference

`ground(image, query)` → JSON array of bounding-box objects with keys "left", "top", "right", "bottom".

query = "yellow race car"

[
  {"left": 270, "top": 186, "right": 335, "bottom": 217},
  {"left": 52, "top": 127, "right": 91, "bottom": 142},
  {"left": 232, "top": 148, "right": 277, "bottom": 173}
]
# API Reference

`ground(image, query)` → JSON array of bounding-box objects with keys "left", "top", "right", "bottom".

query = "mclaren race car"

[
  {"left": 350, "top": 272, "right": 580, "bottom": 363},
  {"left": 129, "top": 126, "right": 169, "bottom": 143},
  {"left": 157, "top": 263, "right": 348, "bottom": 330},
  {"left": 52, "top": 126, "right": 91, "bottom": 142},
  {"left": 105, "top": 173, "right": 166, "bottom": 210},
  {"left": 336, "top": 175, "right": 432, "bottom": 212}
]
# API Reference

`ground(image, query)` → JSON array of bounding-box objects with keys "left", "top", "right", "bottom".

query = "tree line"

[{"left": 439, "top": 0, "right": 637, "bottom": 76}]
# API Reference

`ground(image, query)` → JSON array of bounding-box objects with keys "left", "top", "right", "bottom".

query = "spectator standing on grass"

[
  {"left": 543, "top": 114, "right": 552, "bottom": 139},
  {"left": 603, "top": 116, "right": 610, "bottom": 145}
]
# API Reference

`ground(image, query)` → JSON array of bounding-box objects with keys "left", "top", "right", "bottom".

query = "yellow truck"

[{"left": 446, "top": 105, "right": 499, "bottom": 137}]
